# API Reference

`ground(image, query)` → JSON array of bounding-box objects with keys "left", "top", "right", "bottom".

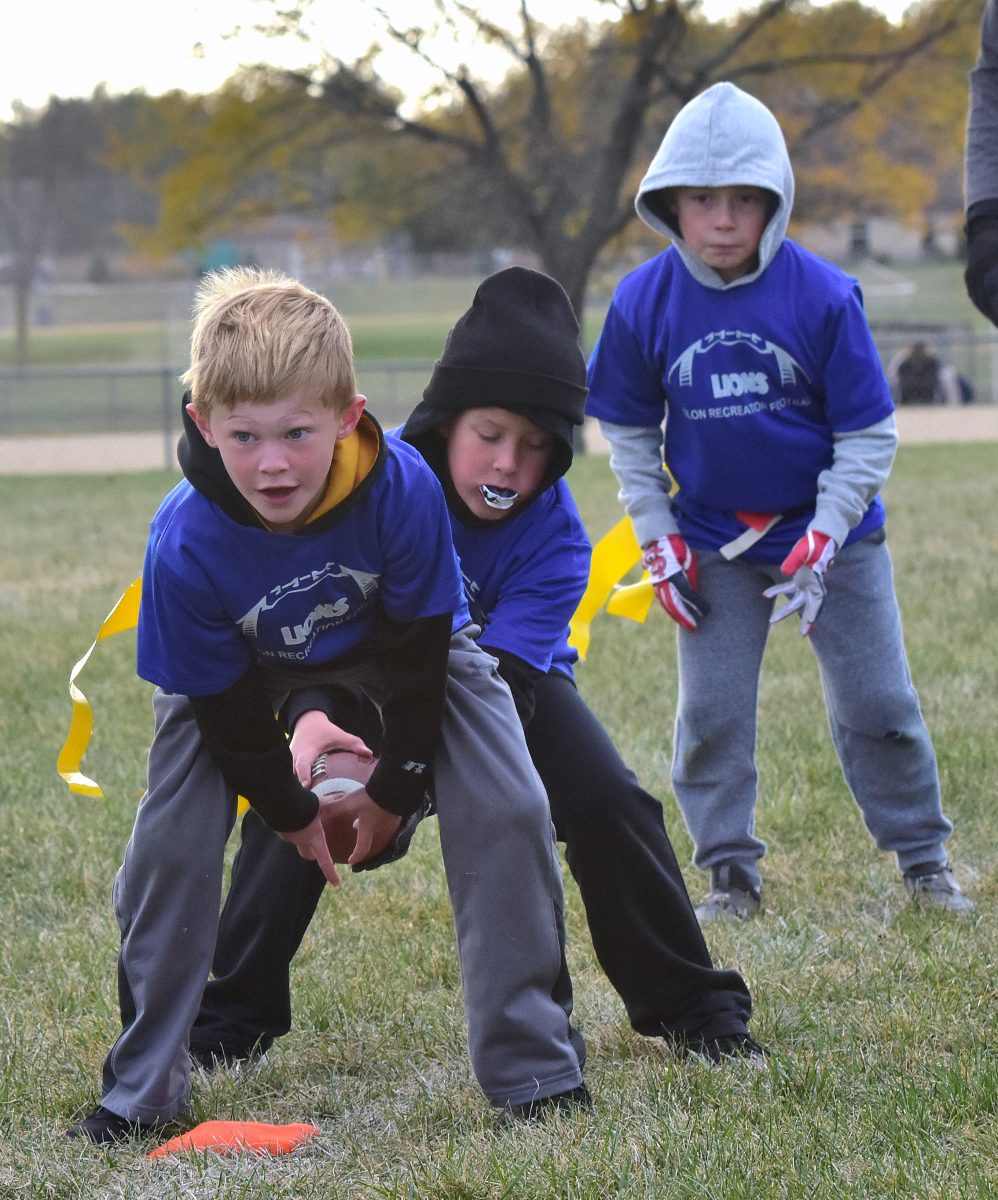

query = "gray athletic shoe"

[
  {"left": 694, "top": 863, "right": 762, "bottom": 925},
  {"left": 903, "top": 863, "right": 975, "bottom": 914}
]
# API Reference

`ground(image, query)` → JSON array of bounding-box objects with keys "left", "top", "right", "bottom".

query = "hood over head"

[
  {"left": 635, "top": 82, "right": 794, "bottom": 289},
  {"left": 402, "top": 266, "right": 588, "bottom": 492}
]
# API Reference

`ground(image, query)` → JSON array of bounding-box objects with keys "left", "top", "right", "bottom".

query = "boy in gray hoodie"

[{"left": 587, "top": 83, "right": 973, "bottom": 921}]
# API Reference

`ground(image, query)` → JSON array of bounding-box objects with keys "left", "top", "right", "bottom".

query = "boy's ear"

[
  {"left": 336, "top": 394, "right": 366, "bottom": 440},
  {"left": 186, "top": 401, "right": 218, "bottom": 448}
]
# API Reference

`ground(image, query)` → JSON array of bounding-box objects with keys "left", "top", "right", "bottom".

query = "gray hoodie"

[
  {"left": 636, "top": 81, "right": 794, "bottom": 290},
  {"left": 598, "top": 82, "right": 896, "bottom": 550}
]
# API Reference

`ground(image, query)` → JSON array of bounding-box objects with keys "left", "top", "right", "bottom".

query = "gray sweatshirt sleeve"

[
  {"left": 602, "top": 414, "right": 896, "bottom": 552},
  {"left": 966, "top": 0, "right": 998, "bottom": 213},
  {"left": 812, "top": 414, "right": 898, "bottom": 548},
  {"left": 597, "top": 418, "right": 680, "bottom": 546}
]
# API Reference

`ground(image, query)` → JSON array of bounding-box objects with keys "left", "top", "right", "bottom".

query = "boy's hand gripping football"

[
  {"left": 278, "top": 710, "right": 377, "bottom": 886},
  {"left": 317, "top": 784, "right": 403, "bottom": 868},
  {"left": 278, "top": 814, "right": 343, "bottom": 889},
  {"left": 289, "top": 709, "right": 373, "bottom": 786},
  {"left": 641, "top": 534, "right": 709, "bottom": 631},
  {"left": 763, "top": 530, "right": 835, "bottom": 637}
]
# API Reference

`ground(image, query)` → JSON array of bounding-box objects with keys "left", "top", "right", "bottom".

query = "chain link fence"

[{"left": 2, "top": 327, "right": 997, "bottom": 475}]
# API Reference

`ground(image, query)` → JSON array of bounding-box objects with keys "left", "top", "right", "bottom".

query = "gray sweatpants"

[
  {"left": 100, "top": 629, "right": 583, "bottom": 1122},
  {"left": 671, "top": 532, "right": 953, "bottom": 894}
]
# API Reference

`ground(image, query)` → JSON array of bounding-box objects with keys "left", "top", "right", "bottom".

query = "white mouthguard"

[{"left": 479, "top": 484, "right": 518, "bottom": 510}]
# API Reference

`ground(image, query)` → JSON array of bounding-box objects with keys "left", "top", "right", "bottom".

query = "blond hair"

[{"left": 181, "top": 267, "right": 356, "bottom": 419}]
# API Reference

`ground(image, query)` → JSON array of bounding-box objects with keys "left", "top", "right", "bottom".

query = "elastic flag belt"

[
  {"left": 720, "top": 510, "right": 782, "bottom": 559},
  {"left": 568, "top": 510, "right": 785, "bottom": 658}
]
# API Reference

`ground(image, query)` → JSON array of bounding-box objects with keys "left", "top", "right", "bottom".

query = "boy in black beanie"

[{"left": 191, "top": 267, "right": 762, "bottom": 1092}]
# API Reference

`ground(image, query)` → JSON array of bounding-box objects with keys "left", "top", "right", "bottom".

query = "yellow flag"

[
  {"left": 606, "top": 578, "right": 655, "bottom": 623},
  {"left": 56, "top": 578, "right": 142, "bottom": 796},
  {"left": 57, "top": 577, "right": 249, "bottom": 814},
  {"left": 569, "top": 517, "right": 653, "bottom": 659}
]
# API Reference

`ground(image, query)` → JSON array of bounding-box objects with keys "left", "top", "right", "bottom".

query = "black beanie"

[{"left": 402, "top": 266, "right": 588, "bottom": 487}]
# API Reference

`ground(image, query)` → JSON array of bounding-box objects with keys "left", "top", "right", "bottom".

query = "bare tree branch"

[{"left": 135, "top": 0, "right": 981, "bottom": 313}]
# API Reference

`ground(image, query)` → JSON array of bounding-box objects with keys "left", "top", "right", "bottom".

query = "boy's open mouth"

[{"left": 479, "top": 484, "right": 518, "bottom": 510}]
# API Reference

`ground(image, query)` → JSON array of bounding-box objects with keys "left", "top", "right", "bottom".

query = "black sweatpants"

[{"left": 191, "top": 671, "right": 752, "bottom": 1059}]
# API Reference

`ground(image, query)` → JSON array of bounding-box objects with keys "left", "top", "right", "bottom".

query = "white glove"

[{"left": 763, "top": 530, "right": 835, "bottom": 637}]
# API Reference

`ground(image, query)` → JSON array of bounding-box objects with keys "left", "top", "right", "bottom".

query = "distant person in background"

[
  {"left": 887, "top": 341, "right": 962, "bottom": 406},
  {"left": 965, "top": 0, "right": 998, "bottom": 326}
]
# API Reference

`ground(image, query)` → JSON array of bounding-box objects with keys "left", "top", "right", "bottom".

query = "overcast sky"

[{"left": 2, "top": 0, "right": 918, "bottom": 122}]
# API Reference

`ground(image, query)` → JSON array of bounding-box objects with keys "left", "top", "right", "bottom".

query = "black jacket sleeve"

[
  {"left": 280, "top": 684, "right": 384, "bottom": 756},
  {"left": 189, "top": 664, "right": 318, "bottom": 833},
  {"left": 481, "top": 644, "right": 542, "bottom": 728},
  {"left": 965, "top": 211, "right": 998, "bottom": 326},
  {"left": 365, "top": 611, "right": 452, "bottom": 817},
  {"left": 281, "top": 686, "right": 343, "bottom": 734}
]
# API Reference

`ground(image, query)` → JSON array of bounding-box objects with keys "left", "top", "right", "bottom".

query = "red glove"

[
  {"left": 641, "top": 534, "right": 709, "bottom": 631},
  {"left": 779, "top": 530, "right": 835, "bottom": 578},
  {"left": 763, "top": 530, "right": 835, "bottom": 637}
]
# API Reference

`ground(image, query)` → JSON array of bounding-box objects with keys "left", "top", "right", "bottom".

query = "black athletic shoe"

[
  {"left": 189, "top": 1042, "right": 270, "bottom": 1074},
  {"left": 64, "top": 1104, "right": 165, "bottom": 1145},
  {"left": 680, "top": 1032, "right": 767, "bottom": 1065},
  {"left": 504, "top": 1083, "right": 593, "bottom": 1123}
]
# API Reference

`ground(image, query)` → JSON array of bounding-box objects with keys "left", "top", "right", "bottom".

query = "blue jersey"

[
  {"left": 587, "top": 240, "right": 893, "bottom": 559},
  {"left": 449, "top": 479, "right": 590, "bottom": 682},
  {"left": 138, "top": 437, "right": 470, "bottom": 697}
]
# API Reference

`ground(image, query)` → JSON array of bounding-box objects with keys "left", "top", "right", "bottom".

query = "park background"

[
  {"left": 3, "top": 1, "right": 998, "bottom": 459},
  {"left": 0, "top": 1, "right": 995, "bottom": 1196}
]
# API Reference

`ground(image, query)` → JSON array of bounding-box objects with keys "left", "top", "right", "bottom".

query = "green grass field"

[
  {"left": 0, "top": 445, "right": 994, "bottom": 1197},
  {"left": 0, "top": 277, "right": 490, "bottom": 369},
  {"left": 0, "top": 259, "right": 991, "bottom": 368}
]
